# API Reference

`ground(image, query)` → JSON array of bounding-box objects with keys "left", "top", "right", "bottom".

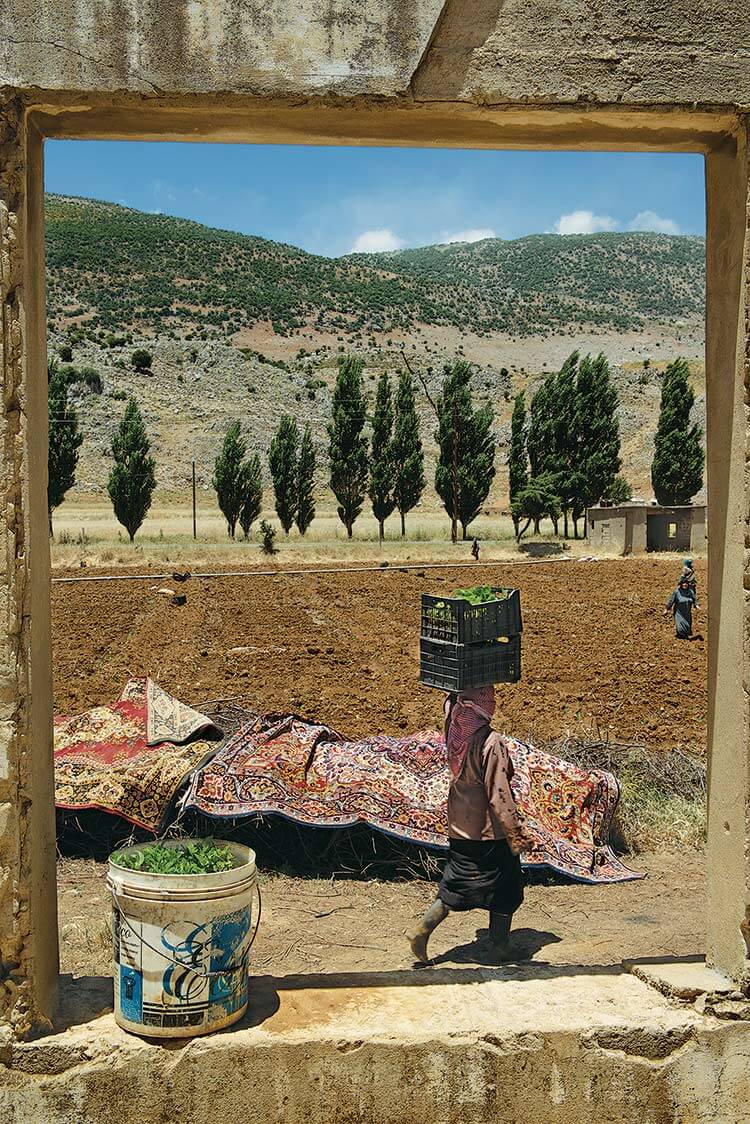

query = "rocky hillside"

[{"left": 44, "top": 195, "right": 706, "bottom": 504}]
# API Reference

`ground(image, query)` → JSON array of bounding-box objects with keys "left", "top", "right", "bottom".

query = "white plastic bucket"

[{"left": 108, "top": 839, "right": 258, "bottom": 1038}]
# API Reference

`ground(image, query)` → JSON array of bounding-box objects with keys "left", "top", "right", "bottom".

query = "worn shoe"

[{"left": 408, "top": 899, "right": 450, "bottom": 964}]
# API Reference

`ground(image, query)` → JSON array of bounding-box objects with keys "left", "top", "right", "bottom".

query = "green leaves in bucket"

[{"left": 111, "top": 840, "right": 237, "bottom": 875}]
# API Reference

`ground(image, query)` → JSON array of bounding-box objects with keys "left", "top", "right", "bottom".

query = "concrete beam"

[{"left": 31, "top": 96, "right": 739, "bottom": 153}]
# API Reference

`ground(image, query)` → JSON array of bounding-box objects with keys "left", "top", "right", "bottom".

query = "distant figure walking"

[
  {"left": 665, "top": 579, "right": 701, "bottom": 640},
  {"left": 471, "top": 537, "right": 480, "bottom": 561}
]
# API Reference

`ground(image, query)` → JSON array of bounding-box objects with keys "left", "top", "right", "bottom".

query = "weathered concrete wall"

[
  {"left": 3, "top": 970, "right": 750, "bottom": 1124},
  {"left": 2, "top": 0, "right": 750, "bottom": 105},
  {"left": 705, "top": 133, "right": 750, "bottom": 986},
  {"left": 0, "top": 0, "right": 445, "bottom": 97},
  {"left": 588, "top": 509, "right": 628, "bottom": 552},
  {"left": 417, "top": 0, "right": 750, "bottom": 104},
  {"left": 0, "top": 98, "right": 56, "bottom": 1036}
]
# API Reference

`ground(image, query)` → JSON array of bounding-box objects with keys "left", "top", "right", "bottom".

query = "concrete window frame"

[{"left": 4, "top": 98, "right": 748, "bottom": 1030}]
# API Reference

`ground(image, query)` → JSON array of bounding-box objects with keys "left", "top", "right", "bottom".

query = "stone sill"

[{"left": 2, "top": 963, "right": 750, "bottom": 1123}]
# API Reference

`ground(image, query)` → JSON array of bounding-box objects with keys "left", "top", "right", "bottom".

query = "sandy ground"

[
  {"left": 52, "top": 557, "right": 707, "bottom": 752},
  {"left": 58, "top": 850, "right": 704, "bottom": 979}
]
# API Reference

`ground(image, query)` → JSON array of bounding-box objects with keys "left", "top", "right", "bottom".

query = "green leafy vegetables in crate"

[
  {"left": 111, "top": 840, "right": 237, "bottom": 875},
  {"left": 428, "top": 586, "right": 509, "bottom": 619},
  {"left": 452, "top": 586, "right": 509, "bottom": 605}
]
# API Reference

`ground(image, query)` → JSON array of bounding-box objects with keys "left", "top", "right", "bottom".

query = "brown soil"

[
  {"left": 58, "top": 850, "right": 705, "bottom": 979},
  {"left": 52, "top": 557, "right": 706, "bottom": 752}
]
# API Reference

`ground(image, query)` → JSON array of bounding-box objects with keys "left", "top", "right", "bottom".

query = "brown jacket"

[{"left": 446, "top": 728, "right": 527, "bottom": 851}]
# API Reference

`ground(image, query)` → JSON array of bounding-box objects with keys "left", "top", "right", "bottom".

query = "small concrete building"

[{"left": 587, "top": 503, "right": 707, "bottom": 555}]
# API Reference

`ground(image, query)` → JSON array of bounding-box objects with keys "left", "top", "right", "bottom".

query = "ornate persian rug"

[
  {"left": 187, "top": 714, "right": 640, "bottom": 884},
  {"left": 55, "top": 678, "right": 221, "bottom": 832}
]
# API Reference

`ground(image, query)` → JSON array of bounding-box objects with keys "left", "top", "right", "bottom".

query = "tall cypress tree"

[
  {"left": 296, "top": 424, "right": 316, "bottom": 535},
  {"left": 651, "top": 357, "right": 704, "bottom": 505},
  {"left": 526, "top": 371, "right": 560, "bottom": 478},
  {"left": 368, "top": 370, "right": 396, "bottom": 541},
  {"left": 526, "top": 350, "right": 621, "bottom": 538},
  {"left": 328, "top": 355, "right": 369, "bottom": 537},
  {"left": 575, "top": 352, "right": 621, "bottom": 533},
  {"left": 213, "top": 420, "right": 248, "bottom": 539},
  {"left": 528, "top": 353, "right": 588, "bottom": 538},
  {"left": 269, "top": 415, "right": 299, "bottom": 534},
  {"left": 239, "top": 453, "right": 263, "bottom": 540},
  {"left": 551, "top": 354, "right": 583, "bottom": 539},
  {"left": 107, "top": 398, "right": 156, "bottom": 543},
  {"left": 48, "top": 360, "right": 83, "bottom": 537},
  {"left": 392, "top": 368, "right": 425, "bottom": 536},
  {"left": 508, "top": 391, "right": 528, "bottom": 536},
  {"left": 435, "top": 361, "right": 496, "bottom": 540}
]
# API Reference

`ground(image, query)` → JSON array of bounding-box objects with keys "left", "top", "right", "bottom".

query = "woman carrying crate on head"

[{"left": 408, "top": 685, "right": 537, "bottom": 964}]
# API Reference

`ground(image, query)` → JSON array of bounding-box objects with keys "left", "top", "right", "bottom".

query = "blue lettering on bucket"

[
  {"left": 209, "top": 907, "right": 250, "bottom": 1015},
  {"left": 161, "top": 923, "right": 211, "bottom": 1005},
  {"left": 119, "top": 965, "right": 143, "bottom": 1022}
]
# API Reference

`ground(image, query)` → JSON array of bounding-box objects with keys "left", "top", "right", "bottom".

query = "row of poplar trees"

[
  {"left": 329, "top": 357, "right": 425, "bottom": 540},
  {"left": 321, "top": 355, "right": 495, "bottom": 542},
  {"left": 48, "top": 359, "right": 156, "bottom": 541},
  {"left": 508, "top": 352, "right": 704, "bottom": 539},
  {"left": 214, "top": 354, "right": 498, "bottom": 543},
  {"left": 215, "top": 358, "right": 427, "bottom": 541},
  {"left": 508, "top": 351, "right": 622, "bottom": 539},
  {"left": 212, "top": 419, "right": 316, "bottom": 540},
  {"left": 50, "top": 348, "right": 704, "bottom": 546}
]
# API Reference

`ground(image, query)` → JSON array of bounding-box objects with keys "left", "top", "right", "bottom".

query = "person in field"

[
  {"left": 408, "top": 686, "right": 536, "bottom": 964},
  {"left": 678, "top": 557, "right": 696, "bottom": 592},
  {"left": 665, "top": 577, "right": 700, "bottom": 640}
]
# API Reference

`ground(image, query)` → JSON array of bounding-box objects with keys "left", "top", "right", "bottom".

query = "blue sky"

[{"left": 45, "top": 141, "right": 705, "bottom": 258}]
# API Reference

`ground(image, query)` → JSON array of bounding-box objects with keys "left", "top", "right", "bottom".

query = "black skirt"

[{"left": 438, "top": 838, "right": 524, "bottom": 913}]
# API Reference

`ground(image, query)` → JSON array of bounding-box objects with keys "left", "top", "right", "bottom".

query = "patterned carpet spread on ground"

[
  {"left": 187, "top": 714, "right": 639, "bottom": 884},
  {"left": 55, "top": 678, "right": 221, "bottom": 832}
]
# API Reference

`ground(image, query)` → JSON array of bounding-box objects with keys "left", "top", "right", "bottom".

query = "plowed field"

[{"left": 51, "top": 557, "right": 706, "bottom": 752}]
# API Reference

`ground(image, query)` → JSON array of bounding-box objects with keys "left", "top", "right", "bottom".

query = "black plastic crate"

[
  {"left": 419, "top": 635, "right": 522, "bottom": 691},
  {"left": 420, "top": 588, "right": 522, "bottom": 645}
]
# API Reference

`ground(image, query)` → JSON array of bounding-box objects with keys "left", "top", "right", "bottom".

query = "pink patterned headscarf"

[{"left": 446, "top": 686, "right": 496, "bottom": 777}]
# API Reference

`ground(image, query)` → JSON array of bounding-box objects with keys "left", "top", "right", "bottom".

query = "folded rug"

[
  {"left": 186, "top": 713, "right": 639, "bottom": 884},
  {"left": 55, "top": 678, "right": 220, "bottom": 832}
]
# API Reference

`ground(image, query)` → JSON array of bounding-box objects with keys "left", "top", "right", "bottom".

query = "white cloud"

[
  {"left": 441, "top": 227, "right": 496, "bottom": 244},
  {"left": 554, "top": 210, "right": 618, "bottom": 235},
  {"left": 152, "top": 179, "right": 177, "bottom": 204},
  {"left": 628, "top": 210, "right": 680, "bottom": 235},
  {"left": 350, "top": 228, "right": 405, "bottom": 253}
]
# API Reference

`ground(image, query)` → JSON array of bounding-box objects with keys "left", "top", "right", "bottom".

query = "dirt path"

[
  {"left": 58, "top": 850, "right": 704, "bottom": 979},
  {"left": 52, "top": 558, "right": 706, "bottom": 751}
]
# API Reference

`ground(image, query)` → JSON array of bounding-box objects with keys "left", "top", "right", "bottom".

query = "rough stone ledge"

[
  {"left": 2, "top": 967, "right": 750, "bottom": 1123},
  {"left": 624, "top": 957, "right": 737, "bottom": 1002}
]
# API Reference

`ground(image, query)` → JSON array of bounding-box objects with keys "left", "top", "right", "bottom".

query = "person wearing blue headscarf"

[
  {"left": 678, "top": 557, "right": 696, "bottom": 593},
  {"left": 665, "top": 578, "right": 699, "bottom": 639}
]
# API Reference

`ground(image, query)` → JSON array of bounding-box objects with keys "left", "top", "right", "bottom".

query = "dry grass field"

[{"left": 50, "top": 495, "right": 609, "bottom": 570}]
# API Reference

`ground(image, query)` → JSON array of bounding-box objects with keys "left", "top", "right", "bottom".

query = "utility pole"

[
  {"left": 451, "top": 402, "right": 459, "bottom": 544},
  {"left": 191, "top": 460, "right": 196, "bottom": 539}
]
